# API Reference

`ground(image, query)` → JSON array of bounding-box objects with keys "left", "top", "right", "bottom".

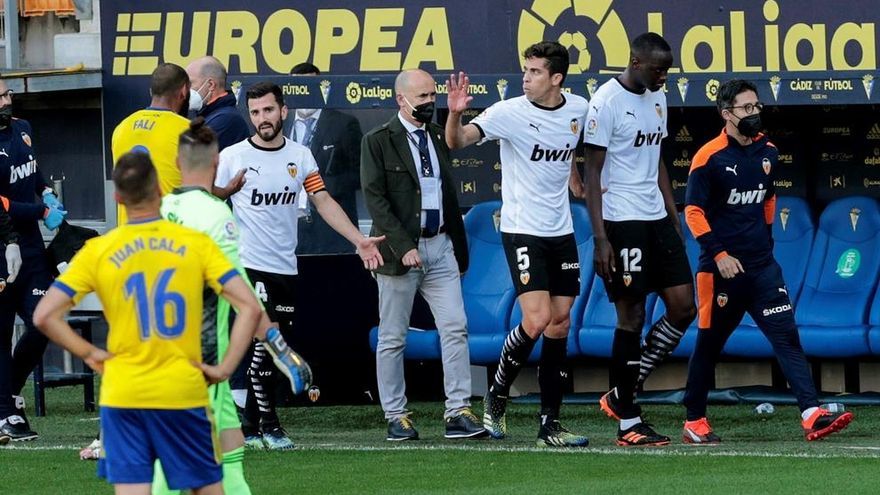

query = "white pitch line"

[
  {"left": 294, "top": 443, "right": 880, "bottom": 459},
  {"left": 6, "top": 443, "right": 880, "bottom": 459},
  {"left": 1, "top": 444, "right": 82, "bottom": 450}
]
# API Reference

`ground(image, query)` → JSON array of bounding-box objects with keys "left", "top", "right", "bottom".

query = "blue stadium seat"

[
  {"left": 461, "top": 201, "right": 518, "bottom": 365},
  {"left": 795, "top": 197, "right": 880, "bottom": 357},
  {"left": 724, "top": 196, "right": 815, "bottom": 358},
  {"left": 577, "top": 213, "right": 687, "bottom": 358},
  {"left": 508, "top": 203, "right": 594, "bottom": 360},
  {"left": 369, "top": 201, "right": 515, "bottom": 361},
  {"left": 578, "top": 280, "right": 658, "bottom": 357},
  {"left": 868, "top": 286, "right": 880, "bottom": 355},
  {"left": 648, "top": 213, "right": 701, "bottom": 358}
]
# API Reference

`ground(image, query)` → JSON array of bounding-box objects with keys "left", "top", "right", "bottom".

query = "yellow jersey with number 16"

[{"left": 52, "top": 218, "right": 238, "bottom": 409}]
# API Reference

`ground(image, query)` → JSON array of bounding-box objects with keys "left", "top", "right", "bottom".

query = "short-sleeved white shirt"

[
  {"left": 216, "top": 137, "right": 322, "bottom": 275},
  {"left": 584, "top": 78, "right": 668, "bottom": 221},
  {"left": 472, "top": 94, "right": 587, "bottom": 236}
]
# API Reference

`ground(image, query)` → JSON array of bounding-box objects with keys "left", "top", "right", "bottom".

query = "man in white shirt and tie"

[{"left": 289, "top": 63, "right": 364, "bottom": 255}]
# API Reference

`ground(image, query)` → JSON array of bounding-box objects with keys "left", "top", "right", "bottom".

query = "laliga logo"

[
  {"left": 346, "top": 82, "right": 363, "bottom": 104},
  {"left": 345, "top": 82, "right": 392, "bottom": 104},
  {"left": 517, "top": 0, "right": 629, "bottom": 74},
  {"left": 705, "top": 79, "right": 720, "bottom": 102}
]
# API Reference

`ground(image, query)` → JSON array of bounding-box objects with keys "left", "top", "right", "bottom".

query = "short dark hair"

[
  {"left": 630, "top": 32, "right": 672, "bottom": 58},
  {"left": 523, "top": 41, "right": 569, "bottom": 85},
  {"left": 291, "top": 63, "right": 320, "bottom": 75},
  {"left": 113, "top": 151, "right": 158, "bottom": 206},
  {"left": 246, "top": 81, "right": 285, "bottom": 108},
  {"left": 150, "top": 63, "right": 189, "bottom": 97},
  {"left": 717, "top": 79, "right": 759, "bottom": 113}
]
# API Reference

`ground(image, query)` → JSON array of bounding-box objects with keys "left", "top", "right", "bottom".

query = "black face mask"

[
  {"left": 0, "top": 106, "right": 11, "bottom": 128},
  {"left": 736, "top": 114, "right": 762, "bottom": 138},
  {"left": 409, "top": 101, "right": 435, "bottom": 124}
]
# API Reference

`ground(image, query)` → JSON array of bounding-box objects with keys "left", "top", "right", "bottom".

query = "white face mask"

[
  {"left": 188, "top": 80, "right": 210, "bottom": 112},
  {"left": 296, "top": 108, "right": 318, "bottom": 119}
]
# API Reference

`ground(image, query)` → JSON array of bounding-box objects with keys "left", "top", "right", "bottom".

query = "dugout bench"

[{"left": 29, "top": 294, "right": 103, "bottom": 416}]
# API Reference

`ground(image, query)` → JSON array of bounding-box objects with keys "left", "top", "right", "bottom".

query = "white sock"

[
  {"left": 620, "top": 416, "right": 642, "bottom": 430},
  {"left": 802, "top": 407, "right": 819, "bottom": 422}
]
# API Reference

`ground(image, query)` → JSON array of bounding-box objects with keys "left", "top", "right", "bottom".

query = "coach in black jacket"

[{"left": 361, "top": 69, "right": 484, "bottom": 442}]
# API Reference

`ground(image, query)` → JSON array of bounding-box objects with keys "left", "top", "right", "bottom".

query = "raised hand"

[{"left": 446, "top": 71, "right": 473, "bottom": 114}]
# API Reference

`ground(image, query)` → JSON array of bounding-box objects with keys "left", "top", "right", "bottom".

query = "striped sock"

[
  {"left": 490, "top": 324, "right": 538, "bottom": 395},
  {"left": 249, "top": 342, "right": 280, "bottom": 429},
  {"left": 638, "top": 316, "right": 686, "bottom": 387}
]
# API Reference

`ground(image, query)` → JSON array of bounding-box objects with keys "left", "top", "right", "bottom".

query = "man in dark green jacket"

[{"left": 361, "top": 69, "right": 485, "bottom": 442}]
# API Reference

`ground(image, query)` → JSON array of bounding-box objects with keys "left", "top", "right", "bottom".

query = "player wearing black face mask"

[{"left": 0, "top": 79, "right": 58, "bottom": 443}]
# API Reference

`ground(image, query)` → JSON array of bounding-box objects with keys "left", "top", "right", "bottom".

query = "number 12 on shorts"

[{"left": 620, "top": 248, "right": 642, "bottom": 272}]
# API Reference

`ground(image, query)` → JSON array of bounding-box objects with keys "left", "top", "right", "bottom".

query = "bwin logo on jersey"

[
  {"left": 530, "top": 144, "right": 575, "bottom": 162},
  {"left": 9, "top": 158, "right": 37, "bottom": 183},
  {"left": 251, "top": 186, "right": 298, "bottom": 206},
  {"left": 727, "top": 185, "right": 767, "bottom": 205},
  {"left": 633, "top": 129, "right": 663, "bottom": 147}
]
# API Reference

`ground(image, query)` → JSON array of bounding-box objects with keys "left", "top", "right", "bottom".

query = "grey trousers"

[{"left": 376, "top": 233, "right": 471, "bottom": 420}]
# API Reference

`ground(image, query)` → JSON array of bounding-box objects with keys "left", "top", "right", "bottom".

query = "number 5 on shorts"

[{"left": 516, "top": 246, "right": 530, "bottom": 270}]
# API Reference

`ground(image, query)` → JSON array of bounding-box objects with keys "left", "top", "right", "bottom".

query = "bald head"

[
  {"left": 187, "top": 56, "right": 227, "bottom": 87},
  {"left": 395, "top": 69, "right": 433, "bottom": 94},
  {"left": 395, "top": 69, "right": 437, "bottom": 126}
]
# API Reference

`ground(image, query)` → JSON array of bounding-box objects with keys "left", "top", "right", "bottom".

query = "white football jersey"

[
  {"left": 584, "top": 78, "right": 668, "bottom": 221},
  {"left": 472, "top": 94, "right": 587, "bottom": 237},
  {"left": 216, "top": 137, "right": 323, "bottom": 275}
]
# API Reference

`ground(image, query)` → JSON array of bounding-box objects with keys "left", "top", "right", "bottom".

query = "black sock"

[
  {"left": 249, "top": 341, "right": 280, "bottom": 431},
  {"left": 611, "top": 328, "right": 642, "bottom": 419},
  {"left": 538, "top": 336, "right": 567, "bottom": 420},
  {"left": 241, "top": 387, "right": 260, "bottom": 437},
  {"left": 638, "top": 316, "right": 686, "bottom": 387},
  {"left": 490, "top": 325, "right": 538, "bottom": 396}
]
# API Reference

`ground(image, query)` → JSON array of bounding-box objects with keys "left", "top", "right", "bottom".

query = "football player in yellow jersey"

[
  {"left": 111, "top": 63, "right": 244, "bottom": 225},
  {"left": 33, "top": 152, "right": 262, "bottom": 495}
]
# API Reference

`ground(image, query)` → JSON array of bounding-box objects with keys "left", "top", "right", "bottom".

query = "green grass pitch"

[{"left": 2, "top": 386, "right": 878, "bottom": 494}]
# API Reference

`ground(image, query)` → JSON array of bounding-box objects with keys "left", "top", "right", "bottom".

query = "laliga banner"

[
  {"left": 102, "top": 0, "right": 880, "bottom": 122},
  {"left": 103, "top": 0, "right": 880, "bottom": 77},
  {"left": 246, "top": 71, "right": 880, "bottom": 110},
  {"left": 102, "top": 0, "right": 880, "bottom": 174}
]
